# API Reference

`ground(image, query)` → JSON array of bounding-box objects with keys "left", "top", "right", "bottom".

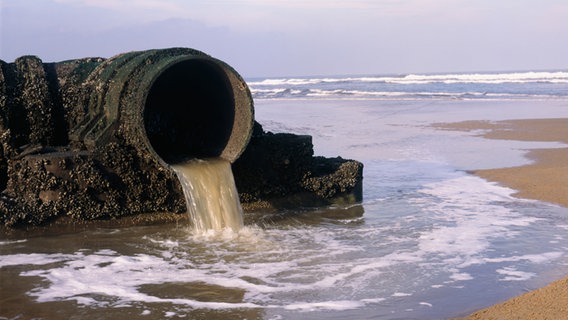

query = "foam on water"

[
  {"left": 0, "top": 239, "right": 27, "bottom": 246},
  {"left": 3, "top": 98, "right": 568, "bottom": 319},
  {"left": 2, "top": 170, "right": 567, "bottom": 318}
]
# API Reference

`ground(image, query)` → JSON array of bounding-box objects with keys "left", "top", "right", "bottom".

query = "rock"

[
  {"left": 301, "top": 156, "right": 363, "bottom": 202},
  {"left": 233, "top": 122, "right": 363, "bottom": 209}
]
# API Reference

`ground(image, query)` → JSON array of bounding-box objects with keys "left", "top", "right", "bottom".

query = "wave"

[
  {"left": 248, "top": 70, "right": 568, "bottom": 100},
  {"left": 250, "top": 88, "right": 558, "bottom": 100},
  {"left": 248, "top": 77, "right": 349, "bottom": 86},
  {"left": 248, "top": 71, "right": 568, "bottom": 86},
  {"left": 391, "top": 71, "right": 568, "bottom": 84}
]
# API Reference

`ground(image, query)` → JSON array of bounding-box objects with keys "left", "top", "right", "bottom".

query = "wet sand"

[
  {"left": 436, "top": 118, "right": 568, "bottom": 319},
  {"left": 462, "top": 277, "right": 568, "bottom": 319}
]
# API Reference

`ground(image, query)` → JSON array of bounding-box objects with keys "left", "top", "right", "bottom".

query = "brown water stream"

[{"left": 171, "top": 158, "right": 244, "bottom": 231}]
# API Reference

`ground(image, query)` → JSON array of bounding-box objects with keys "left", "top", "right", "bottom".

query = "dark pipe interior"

[{"left": 144, "top": 59, "right": 235, "bottom": 164}]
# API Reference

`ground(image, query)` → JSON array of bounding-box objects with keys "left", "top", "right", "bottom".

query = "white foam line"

[
  {"left": 449, "top": 270, "right": 473, "bottom": 281},
  {"left": 0, "top": 253, "right": 74, "bottom": 267},
  {"left": 496, "top": 267, "right": 535, "bottom": 281},
  {"left": 248, "top": 71, "right": 568, "bottom": 86},
  {"left": 283, "top": 300, "right": 364, "bottom": 311},
  {"left": 0, "top": 239, "right": 27, "bottom": 246},
  {"left": 392, "top": 292, "right": 413, "bottom": 297},
  {"left": 484, "top": 252, "right": 564, "bottom": 264}
]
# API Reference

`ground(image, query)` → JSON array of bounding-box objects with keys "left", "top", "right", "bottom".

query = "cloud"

[{"left": 2, "top": 0, "right": 567, "bottom": 76}]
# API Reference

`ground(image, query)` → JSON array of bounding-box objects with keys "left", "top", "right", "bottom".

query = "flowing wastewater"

[
  {"left": 171, "top": 158, "right": 244, "bottom": 232},
  {"left": 2, "top": 73, "right": 568, "bottom": 319}
]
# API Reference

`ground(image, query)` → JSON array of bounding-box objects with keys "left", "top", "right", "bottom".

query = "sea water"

[
  {"left": 2, "top": 71, "right": 568, "bottom": 319},
  {"left": 248, "top": 70, "right": 568, "bottom": 100}
]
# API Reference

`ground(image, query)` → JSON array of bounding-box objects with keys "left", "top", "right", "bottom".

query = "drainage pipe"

[{"left": 0, "top": 47, "right": 255, "bottom": 165}]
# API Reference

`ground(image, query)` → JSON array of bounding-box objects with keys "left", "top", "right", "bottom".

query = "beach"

[
  {"left": 3, "top": 98, "right": 568, "bottom": 319},
  {"left": 463, "top": 277, "right": 568, "bottom": 319},
  {"left": 254, "top": 99, "right": 568, "bottom": 319},
  {"left": 437, "top": 118, "right": 568, "bottom": 319}
]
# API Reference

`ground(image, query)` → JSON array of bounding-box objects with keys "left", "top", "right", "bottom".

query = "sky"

[{"left": 0, "top": 0, "right": 567, "bottom": 77}]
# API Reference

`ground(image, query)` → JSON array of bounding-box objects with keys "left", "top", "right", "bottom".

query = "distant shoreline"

[{"left": 435, "top": 118, "right": 568, "bottom": 208}]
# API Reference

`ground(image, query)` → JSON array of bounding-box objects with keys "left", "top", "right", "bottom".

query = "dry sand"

[{"left": 435, "top": 118, "right": 568, "bottom": 319}]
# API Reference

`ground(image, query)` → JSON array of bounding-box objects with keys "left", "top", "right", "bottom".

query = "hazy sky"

[{"left": 1, "top": 0, "right": 567, "bottom": 77}]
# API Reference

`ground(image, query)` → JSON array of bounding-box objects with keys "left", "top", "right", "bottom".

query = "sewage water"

[
  {"left": 1, "top": 99, "right": 568, "bottom": 320},
  {"left": 171, "top": 158, "right": 244, "bottom": 232}
]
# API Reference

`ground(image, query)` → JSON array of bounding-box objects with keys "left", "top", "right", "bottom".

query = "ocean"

[
  {"left": 249, "top": 71, "right": 568, "bottom": 100},
  {"left": 1, "top": 71, "right": 568, "bottom": 319}
]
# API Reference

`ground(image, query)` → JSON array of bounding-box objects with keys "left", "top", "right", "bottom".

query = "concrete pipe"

[
  {"left": 0, "top": 48, "right": 255, "bottom": 225},
  {"left": 68, "top": 48, "right": 255, "bottom": 165},
  {"left": 0, "top": 48, "right": 365, "bottom": 227},
  {"left": 0, "top": 47, "right": 254, "bottom": 165}
]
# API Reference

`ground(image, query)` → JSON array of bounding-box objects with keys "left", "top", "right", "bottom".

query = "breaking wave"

[{"left": 249, "top": 71, "right": 568, "bottom": 100}]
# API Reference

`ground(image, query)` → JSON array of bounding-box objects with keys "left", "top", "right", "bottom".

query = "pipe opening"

[{"left": 144, "top": 59, "right": 235, "bottom": 164}]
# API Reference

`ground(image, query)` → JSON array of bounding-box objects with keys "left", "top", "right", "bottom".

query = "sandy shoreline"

[
  {"left": 436, "top": 118, "right": 568, "bottom": 319},
  {"left": 436, "top": 118, "right": 568, "bottom": 208}
]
